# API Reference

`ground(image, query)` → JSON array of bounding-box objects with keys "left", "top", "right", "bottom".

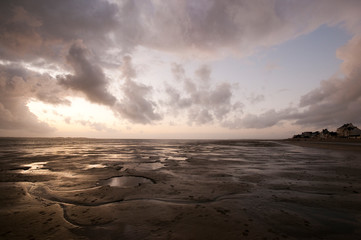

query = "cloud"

[
  {"left": 0, "top": 0, "right": 119, "bottom": 63},
  {"left": 0, "top": 64, "right": 68, "bottom": 106},
  {"left": 113, "top": 0, "right": 361, "bottom": 58},
  {"left": 236, "top": 108, "right": 295, "bottom": 129},
  {"left": 0, "top": 1, "right": 119, "bottom": 134},
  {"left": 226, "top": 35, "right": 361, "bottom": 129},
  {"left": 188, "top": 109, "right": 213, "bottom": 125},
  {"left": 195, "top": 65, "right": 211, "bottom": 82},
  {"left": 171, "top": 63, "right": 186, "bottom": 81},
  {"left": 166, "top": 64, "right": 243, "bottom": 125},
  {"left": 114, "top": 56, "right": 162, "bottom": 124},
  {"left": 58, "top": 42, "right": 116, "bottom": 106},
  {"left": 1, "top": 0, "right": 361, "bottom": 62},
  {"left": 2, "top": 0, "right": 361, "bottom": 68},
  {"left": 0, "top": 64, "right": 64, "bottom": 133},
  {"left": 294, "top": 35, "right": 361, "bottom": 127},
  {"left": 247, "top": 94, "right": 265, "bottom": 104},
  {"left": 77, "top": 120, "right": 113, "bottom": 132}
]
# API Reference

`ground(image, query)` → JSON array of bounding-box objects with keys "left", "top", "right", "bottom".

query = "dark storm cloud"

[
  {"left": 114, "top": 0, "right": 361, "bottom": 57},
  {"left": 1, "top": 0, "right": 361, "bottom": 64},
  {"left": 0, "top": 0, "right": 118, "bottom": 62},
  {"left": 115, "top": 0, "right": 282, "bottom": 55},
  {"left": 166, "top": 64, "right": 242, "bottom": 125},
  {"left": 114, "top": 56, "right": 161, "bottom": 124},
  {"left": 58, "top": 42, "right": 116, "bottom": 106},
  {"left": 0, "top": 0, "right": 120, "bottom": 132}
]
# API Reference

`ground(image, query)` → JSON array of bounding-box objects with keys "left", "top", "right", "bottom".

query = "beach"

[
  {"left": 284, "top": 138, "right": 361, "bottom": 153},
  {"left": 0, "top": 138, "right": 361, "bottom": 239}
]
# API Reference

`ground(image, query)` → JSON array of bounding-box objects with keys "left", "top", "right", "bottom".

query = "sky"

[{"left": 1, "top": 0, "right": 361, "bottom": 139}]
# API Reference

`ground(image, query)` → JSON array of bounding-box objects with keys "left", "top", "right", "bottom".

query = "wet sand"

[{"left": 0, "top": 138, "right": 361, "bottom": 239}]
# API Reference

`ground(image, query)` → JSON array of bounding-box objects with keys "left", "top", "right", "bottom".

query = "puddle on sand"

[
  {"left": 19, "top": 161, "right": 78, "bottom": 178},
  {"left": 84, "top": 164, "right": 107, "bottom": 170},
  {"left": 167, "top": 156, "right": 188, "bottom": 161},
  {"left": 103, "top": 176, "right": 153, "bottom": 188},
  {"left": 23, "top": 162, "right": 48, "bottom": 170},
  {"left": 123, "top": 162, "right": 164, "bottom": 171}
]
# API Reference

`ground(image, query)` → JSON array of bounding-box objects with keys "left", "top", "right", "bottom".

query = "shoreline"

[{"left": 281, "top": 138, "right": 361, "bottom": 152}]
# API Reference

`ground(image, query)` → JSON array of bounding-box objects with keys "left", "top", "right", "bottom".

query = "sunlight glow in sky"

[{"left": 1, "top": 0, "right": 361, "bottom": 139}]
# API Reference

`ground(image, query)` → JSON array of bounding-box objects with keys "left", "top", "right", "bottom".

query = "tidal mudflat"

[{"left": 0, "top": 138, "right": 361, "bottom": 239}]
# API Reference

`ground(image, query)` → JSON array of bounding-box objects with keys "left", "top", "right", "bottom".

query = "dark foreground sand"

[{"left": 0, "top": 139, "right": 361, "bottom": 239}]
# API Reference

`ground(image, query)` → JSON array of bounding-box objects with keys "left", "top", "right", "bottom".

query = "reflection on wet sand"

[
  {"left": 103, "top": 176, "right": 154, "bottom": 188},
  {"left": 0, "top": 138, "right": 361, "bottom": 239},
  {"left": 23, "top": 161, "right": 48, "bottom": 170},
  {"left": 84, "top": 164, "right": 107, "bottom": 170}
]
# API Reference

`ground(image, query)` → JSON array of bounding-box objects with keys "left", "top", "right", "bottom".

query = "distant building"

[
  {"left": 301, "top": 132, "right": 313, "bottom": 138},
  {"left": 349, "top": 128, "right": 361, "bottom": 138},
  {"left": 320, "top": 129, "right": 329, "bottom": 139},
  {"left": 320, "top": 129, "right": 338, "bottom": 139},
  {"left": 292, "top": 123, "right": 360, "bottom": 139},
  {"left": 336, "top": 123, "right": 361, "bottom": 137},
  {"left": 329, "top": 131, "right": 338, "bottom": 138}
]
